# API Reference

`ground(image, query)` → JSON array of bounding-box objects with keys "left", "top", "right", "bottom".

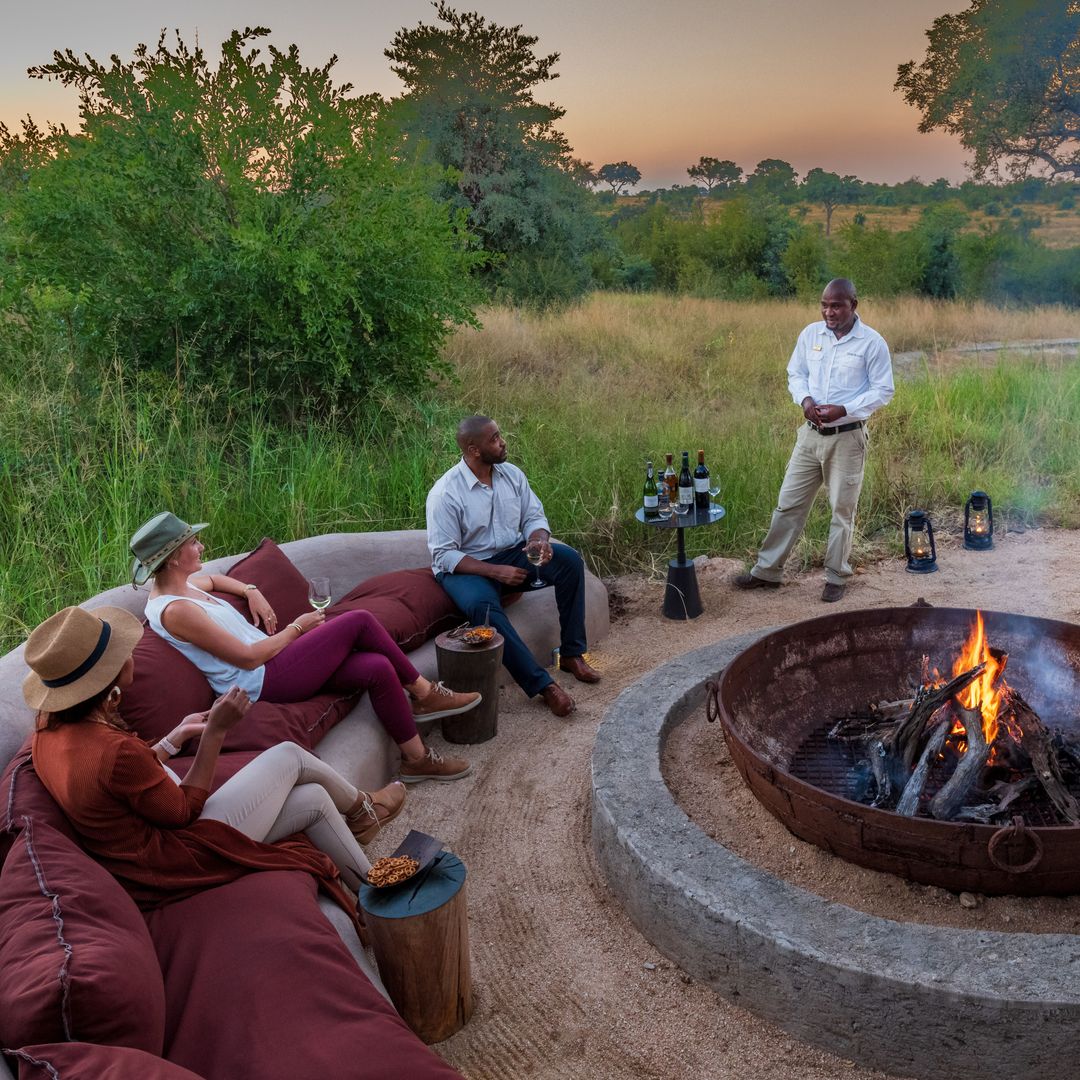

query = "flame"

[{"left": 951, "top": 612, "right": 1005, "bottom": 746}]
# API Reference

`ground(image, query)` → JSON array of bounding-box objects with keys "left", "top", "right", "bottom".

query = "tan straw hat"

[
  {"left": 23, "top": 606, "right": 144, "bottom": 712},
  {"left": 130, "top": 511, "right": 208, "bottom": 587}
]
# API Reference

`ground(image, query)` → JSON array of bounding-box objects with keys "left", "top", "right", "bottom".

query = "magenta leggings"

[{"left": 260, "top": 610, "right": 421, "bottom": 744}]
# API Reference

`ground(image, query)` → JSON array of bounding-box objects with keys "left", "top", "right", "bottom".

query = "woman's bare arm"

[
  {"left": 179, "top": 687, "right": 251, "bottom": 794},
  {"left": 160, "top": 600, "right": 323, "bottom": 669},
  {"left": 187, "top": 573, "right": 277, "bottom": 632}
]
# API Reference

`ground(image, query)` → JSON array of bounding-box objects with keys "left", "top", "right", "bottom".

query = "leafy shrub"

[{"left": 0, "top": 30, "right": 483, "bottom": 407}]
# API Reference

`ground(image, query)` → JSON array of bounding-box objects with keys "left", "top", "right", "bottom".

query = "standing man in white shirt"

[
  {"left": 426, "top": 416, "right": 599, "bottom": 718},
  {"left": 734, "top": 279, "right": 894, "bottom": 602}
]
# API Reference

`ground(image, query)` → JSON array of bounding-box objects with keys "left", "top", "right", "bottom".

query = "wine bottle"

[
  {"left": 642, "top": 460, "right": 659, "bottom": 519},
  {"left": 663, "top": 454, "right": 677, "bottom": 503},
  {"left": 694, "top": 449, "right": 710, "bottom": 511},
  {"left": 678, "top": 451, "right": 694, "bottom": 508}
]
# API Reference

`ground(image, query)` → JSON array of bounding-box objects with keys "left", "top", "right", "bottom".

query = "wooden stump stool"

[
  {"left": 359, "top": 852, "right": 473, "bottom": 1044},
  {"left": 434, "top": 631, "right": 504, "bottom": 744}
]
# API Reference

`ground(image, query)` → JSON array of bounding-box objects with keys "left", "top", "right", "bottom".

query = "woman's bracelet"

[
  {"left": 289, "top": 622, "right": 304, "bottom": 635},
  {"left": 157, "top": 736, "right": 181, "bottom": 758}
]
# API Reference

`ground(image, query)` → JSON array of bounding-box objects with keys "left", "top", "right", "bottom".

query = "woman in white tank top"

[{"left": 132, "top": 512, "right": 481, "bottom": 789}]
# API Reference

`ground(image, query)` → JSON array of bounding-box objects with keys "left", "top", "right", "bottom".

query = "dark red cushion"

[
  {"left": 1, "top": 737, "right": 76, "bottom": 861},
  {"left": 5, "top": 1043, "right": 204, "bottom": 1079},
  {"left": 327, "top": 568, "right": 460, "bottom": 652},
  {"left": 0, "top": 821, "right": 166, "bottom": 1054},
  {"left": 213, "top": 538, "right": 311, "bottom": 626},
  {"left": 147, "top": 871, "right": 462, "bottom": 1080},
  {"left": 118, "top": 627, "right": 215, "bottom": 744}
]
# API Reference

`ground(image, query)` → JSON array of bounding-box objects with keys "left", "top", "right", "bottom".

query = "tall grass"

[{"left": 3, "top": 292, "right": 1079, "bottom": 652}]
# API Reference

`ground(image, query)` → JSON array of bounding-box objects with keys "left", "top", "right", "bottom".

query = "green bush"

[{"left": 0, "top": 30, "right": 483, "bottom": 407}]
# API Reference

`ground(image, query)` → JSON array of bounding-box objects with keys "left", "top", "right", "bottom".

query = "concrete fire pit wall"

[{"left": 591, "top": 630, "right": 1080, "bottom": 1080}]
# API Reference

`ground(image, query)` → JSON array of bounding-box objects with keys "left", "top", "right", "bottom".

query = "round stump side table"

[
  {"left": 358, "top": 852, "right": 473, "bottom": 1044},
  {"left": 434, "top": 630, "right": 504, "bottom": 744}
]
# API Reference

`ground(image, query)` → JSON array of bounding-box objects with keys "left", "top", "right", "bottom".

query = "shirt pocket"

[{"left": 830, "top": 350, "right": 867, "bottom": 393}]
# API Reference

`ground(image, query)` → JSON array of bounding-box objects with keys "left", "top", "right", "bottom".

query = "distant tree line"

[{"left": 0, "top": 0, "right": 1077, "bottom": 415}]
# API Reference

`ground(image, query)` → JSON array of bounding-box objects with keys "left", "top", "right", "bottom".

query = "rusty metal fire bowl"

[
  {"left": 715, "top": 606, "right": 1080, "bottom": 895},
  {"left": 591, "top": 622, "right": 1080, "bottom": 1080}
]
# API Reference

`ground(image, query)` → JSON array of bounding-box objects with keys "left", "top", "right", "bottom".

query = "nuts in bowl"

[{"left": 461, "top": 625, "right": 495, "bottom": 646}]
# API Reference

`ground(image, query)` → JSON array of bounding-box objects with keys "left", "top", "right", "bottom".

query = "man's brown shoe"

[
  {"left": 539, "top": 682, "right": 576, "bottom": 717},
  {"left": 559, "top": 655, "right": 601, "bottom": 683},
  {"left": 821, "top": 583, "right": 846, "bottom": 603},
  {"left": 733, "top": 572, "right": 780, "bottom": 590}
]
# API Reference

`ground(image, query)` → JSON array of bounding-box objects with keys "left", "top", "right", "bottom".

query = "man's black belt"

[{"left": 806, "top": 419, "right": 864, "bottom": 436}]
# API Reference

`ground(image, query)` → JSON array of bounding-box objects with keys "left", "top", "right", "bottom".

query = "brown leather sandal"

[{"left": 346, "top": 781, "right": 407, "bottom": 845}]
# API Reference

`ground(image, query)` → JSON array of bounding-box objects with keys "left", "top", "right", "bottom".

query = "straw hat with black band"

[
  {"left": 130, "top": 511, "right": 208, "bottom": 587},
  {"left": 23, "top": 606, "right": 144, "bottom": 713}
]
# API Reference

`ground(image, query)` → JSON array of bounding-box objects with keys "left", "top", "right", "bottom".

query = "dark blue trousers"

[{"left": 437, "top": 543, "right": 588, "bottom": 697}]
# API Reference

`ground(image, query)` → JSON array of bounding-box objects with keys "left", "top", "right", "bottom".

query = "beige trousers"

[
  {"left": 201, "top": 741, "right": 372, "bottom": 890},
  {"left": 751, "top": 422, "right": 869, "bottom": 586}
]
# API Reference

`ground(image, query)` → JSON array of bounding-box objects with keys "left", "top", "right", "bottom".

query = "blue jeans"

[{"left": 437, "top": 543, "right": 589, "bottom": 698}]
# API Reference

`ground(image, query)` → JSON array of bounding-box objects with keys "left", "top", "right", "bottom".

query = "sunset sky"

[{"left": 1, "top": 0, "right": 970, "bottom": 189}]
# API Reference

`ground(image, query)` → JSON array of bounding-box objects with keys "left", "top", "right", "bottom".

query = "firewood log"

[
  {"left": 896, "top": 715, "right": 949, "bottom": 816},
  {"left": 929, "top": 704, "right": 988, "bottom": 820},
  {"left": 1009, "top": 688, "right": 1080, "bottom": 825}
]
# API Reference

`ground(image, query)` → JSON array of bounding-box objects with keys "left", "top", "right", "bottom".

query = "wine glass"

[
  {"left": 308, "top": 576, "right": 332, "bottom": 611},
  {"left": 524, "top": 541, "right": 546, "bottom": 588},
  {"left": 708, "top": 479, "right": 722, "bottom": 510}
]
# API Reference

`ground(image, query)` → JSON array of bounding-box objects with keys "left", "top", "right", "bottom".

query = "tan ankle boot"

[{"left": 346, "top": 781, "right": 406, "bottom": 844}]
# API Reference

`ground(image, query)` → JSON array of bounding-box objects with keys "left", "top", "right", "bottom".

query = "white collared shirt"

[
  {"left": 426, "top": 459, "right": 550, "bottom": 575},
  {"left": 787, "top": 314, "right": 894, "bottom": 423}
]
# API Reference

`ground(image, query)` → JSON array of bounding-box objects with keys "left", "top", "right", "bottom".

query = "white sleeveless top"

[{"left": 145, "top": 587, "right": 266, "bottom": 699}]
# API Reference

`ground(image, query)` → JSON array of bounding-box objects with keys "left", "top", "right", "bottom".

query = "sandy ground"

[{"left": 365, "top": 527, "right": 1080, "bottom": 1080}]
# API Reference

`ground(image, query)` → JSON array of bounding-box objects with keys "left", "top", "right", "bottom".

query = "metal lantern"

[
  {"left": 904, "top": 510, "right": 938, "bottom": 574},
  {"left": 964, "top": 490, "right": 993, "bottom": 550}
]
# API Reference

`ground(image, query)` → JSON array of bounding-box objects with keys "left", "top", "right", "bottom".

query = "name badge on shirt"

[{"left": 812, "top": 345, "right": 823, "bottom": 351}]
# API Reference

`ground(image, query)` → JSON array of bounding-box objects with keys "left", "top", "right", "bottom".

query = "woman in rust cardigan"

[{"left": 24, "top": 605, "right": 404, "bottom": 910}]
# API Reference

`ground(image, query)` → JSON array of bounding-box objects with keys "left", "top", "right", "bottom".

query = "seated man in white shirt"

[{"left": 425, "top": 416, "right": 599, "bottom": 718}]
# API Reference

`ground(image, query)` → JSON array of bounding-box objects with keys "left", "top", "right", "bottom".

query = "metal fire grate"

[{"left": 788, "top": 721, "right": 1066, "bottom": 828}]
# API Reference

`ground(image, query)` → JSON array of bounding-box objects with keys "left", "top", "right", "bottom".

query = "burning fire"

[{"left": 950, "top": 612, "right": 1006, "bottom": 747}]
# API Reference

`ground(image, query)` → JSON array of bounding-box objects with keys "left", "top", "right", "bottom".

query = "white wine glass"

[
  {"left": 308, "top": 576, "right": 332, "bottom": 611},
  {"left": 524, "top": 541, "right": 546, "bottom": 588},
  {"left": 708, "top": 479, "right": 722, "bottom": 506}
]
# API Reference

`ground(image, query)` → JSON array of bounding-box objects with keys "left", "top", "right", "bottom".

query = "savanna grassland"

[{"left": 3, "top": 292, "right": 1079, "bottom": 653}]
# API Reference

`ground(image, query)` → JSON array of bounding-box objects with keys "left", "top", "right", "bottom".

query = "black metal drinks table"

[{"left": 635, "top": 503, "right": 726, "bottom": 619}]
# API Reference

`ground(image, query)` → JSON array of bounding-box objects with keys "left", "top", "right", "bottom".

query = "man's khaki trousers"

[{"left": 751, "top": 422, "right": 868, "bottom": 587}]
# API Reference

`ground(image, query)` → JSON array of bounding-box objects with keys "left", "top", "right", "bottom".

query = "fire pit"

[
  {"left": 592, "top": 628, "right": 1080, "bottom": 1080},
  {"left": 713, "top": 606, "right": 1080, "bottom": 895}
]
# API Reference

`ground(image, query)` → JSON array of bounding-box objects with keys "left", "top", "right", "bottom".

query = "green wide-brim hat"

[{"left": 130, "top": 512, "right": 208, "bottom": 586}]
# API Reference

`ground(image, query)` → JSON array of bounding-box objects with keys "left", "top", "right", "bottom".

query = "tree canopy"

[
  {"left": 0, "top": 28, "right": 481, "bottom": 404},
  {"left": 801, "top": 169, "right": 862, "bottom": 234},
  {"left": 746, "top": 158, "right": 799, "bottom": 199},
  {"left": 385, "top": 2, "right": 606, "bottom": 304},
  {"left": 896, "top": 0, "right": 1080, "bottom": 179},
  {"left": 597, "top": 161, "right": 642, "bottom": 195},
  {"left": 687, "top": 156, "right": 742, "bottom": 192}
]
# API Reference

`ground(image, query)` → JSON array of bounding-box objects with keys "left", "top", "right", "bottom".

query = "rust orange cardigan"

[{"left": 32, "top": 719, "right": 355, "bottom": 914}]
